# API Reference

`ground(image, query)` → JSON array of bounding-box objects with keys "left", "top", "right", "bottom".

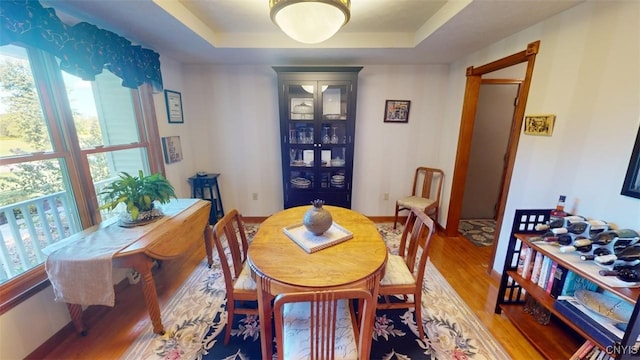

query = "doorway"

[
  {"left": 445, "top": 41, "right": 541, "bottom": 272},
  {"left": 458, "top": 81, "right": 521, "bottom": 247}
]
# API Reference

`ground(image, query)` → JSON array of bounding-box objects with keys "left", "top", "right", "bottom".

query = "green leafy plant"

[{"left": 98, "top": 170, "right": 176, "bottom": 221}]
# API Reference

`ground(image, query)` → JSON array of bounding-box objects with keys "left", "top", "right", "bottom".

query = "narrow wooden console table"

[{"left": 44, "top": 199, "right": 214, "bottom": 336}]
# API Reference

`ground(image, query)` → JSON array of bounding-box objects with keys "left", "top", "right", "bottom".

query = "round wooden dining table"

[{"left": 247, "top": 205, "right": 388, "bottom": 360}]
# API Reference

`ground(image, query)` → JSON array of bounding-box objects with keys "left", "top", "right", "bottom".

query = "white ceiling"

[{"left": 47, "top": 0, "right": 584, "bottom": 65}]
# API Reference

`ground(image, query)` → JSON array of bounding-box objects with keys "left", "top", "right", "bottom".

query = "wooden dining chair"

[
  {"left": 273, "top": 288, "right": 376, "bottom": 360},
  {"left": 211, "top": 209, "right": 258, "bottom": 345},
  {"left": 378, "top": 207, "right": 436, "bottom": 339},
  {"left": 394, "top": 167, "right": 444, "bottom": 229}
]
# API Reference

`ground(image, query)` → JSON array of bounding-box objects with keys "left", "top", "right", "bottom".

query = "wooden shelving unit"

[
  {"left": 495, "top": 209, "right": 640, "bottom": 359},
  {"left": 500, "top": 303, "right": 582, "bottom": 359}
]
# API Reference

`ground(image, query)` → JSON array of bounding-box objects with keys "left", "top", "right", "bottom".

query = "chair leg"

[
  {"left": 224, "top": 300, "right": 234, "bottom": 345},
  {"left": 393, "top": 204, "right": 400, "bottom": 229},
  {"left": 415, "top": 293, "right": 425, "bottom": 339}
]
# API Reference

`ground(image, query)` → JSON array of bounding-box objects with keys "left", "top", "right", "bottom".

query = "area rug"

[
  {"left": 458, "top": 219, "right": 496, "bottom": 247},
  {"left": 123, "top": 223, "right": 508, "bottom": 360}
]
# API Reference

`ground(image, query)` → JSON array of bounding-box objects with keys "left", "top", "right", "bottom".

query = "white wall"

[
  {"left": 353, "top": 65, "right": 449, "bottom": 215},
  {"left": 442, "top": 0, "right": 640, "bottom": 274},
  {"left": 0, "top": 286, "right": 70, "bottom": 359},
  {"left": 156, "top": 56, "right": 198, "bottom": 198},
  {"left": 183, "top": 65, "right": 283, "bottom": 216},
  {"left": 180, "top": 64, "right": 450, "bottom": 217}
]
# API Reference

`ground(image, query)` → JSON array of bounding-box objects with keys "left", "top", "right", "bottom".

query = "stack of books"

[
  {"left": 570, "top": 340, "right": 618, "bottom": 360},
  {"left": 517, "top": 242, "right": 599, "bottom": 297}
]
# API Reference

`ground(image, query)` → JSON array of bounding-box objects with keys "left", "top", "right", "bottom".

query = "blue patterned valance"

[{"left": 0, "top": 0, "right": 163, "bottom": 91}]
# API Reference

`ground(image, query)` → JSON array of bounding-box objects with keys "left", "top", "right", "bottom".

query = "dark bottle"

[
  {"left": 613, "top": 238, "right": 638, "bottom": 253},
  {"left": 594, "top": 247, "right": 612, "bottom": 256},
  {"left": 560, "top": 239, "right": 592, "bottom": 253},
  {"left": 548, "top": 218, "right": 565, "bottom": 229},
  {"left": 618, "top": 245, "right": 640, "bottom": 261},
  {"left": 592, "top": 231, "right": 618, "bottom": 245},
  {"left": 567, "top": 221, "right": 588, "bottom": 235},
  {"left": 580, "top": 247, "right": 612, "bottom": 261},
  {"left": 593, "top": 229, "right": 640, "bottom": 246},
  {"left": 605, "top": 244, "right": 640, "bottom": 262},
  {"left": 551, "top": 227, "right": 568, "bottom": 235},
  {"left": 588, "top": 219, "right": 608, "bottom": 237},
  {"left": 530, "top": 232, "right": 572, "bottom": 246},
  {"left": 535, "top": 223, "right": 550, "bottom": 231},
  {"left": 614, "top": 229, "right": 640, "bottom": 240},
  {"left": 593, "top": 254, "right": 617, "bottom": 265},
  {"left": 575, "top": 244, "right": 593, "bottom": 253},
  {"left": 599, "top": 263, "right": 640, "bottom": 282},
  {"left": 557, "top": 234, "right": 574, "bottom": 246},
  {"left": 529, "top": 231, "right": 555, "bottom": 242}
]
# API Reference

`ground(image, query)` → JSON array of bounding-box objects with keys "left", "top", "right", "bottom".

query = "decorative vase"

[{"left": 303, "top": 199, "right": 333, "bottom": 236}]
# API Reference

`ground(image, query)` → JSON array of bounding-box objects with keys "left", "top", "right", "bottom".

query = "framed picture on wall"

[
  {"left": 164, "top": 90, "right": 184, "bottom": 123},
  {"left": 524, "top": 114, "right": 555, "bottom": 136},
  {"left": 383, "top": 100, "right": 411, "bottom": 123},
  {"left": 161, "top": 136, "right": 183, "bottom": 164}
]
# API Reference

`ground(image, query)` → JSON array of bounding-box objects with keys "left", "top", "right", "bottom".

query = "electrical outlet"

[
  {"left": 252, "top": 193, "right": 258, "bottom": 200},
  {"left": 383, "top": 193, "right": 389, "bottom": 200}
]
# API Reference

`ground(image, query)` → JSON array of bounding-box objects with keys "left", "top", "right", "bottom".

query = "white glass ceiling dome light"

[{"left": 270, "top": 0, "right": 351, "bottom": 44}]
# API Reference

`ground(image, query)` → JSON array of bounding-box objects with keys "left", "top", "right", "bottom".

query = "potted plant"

[{"left": 99, "top": 170, "right": 177, "bottom": 226}]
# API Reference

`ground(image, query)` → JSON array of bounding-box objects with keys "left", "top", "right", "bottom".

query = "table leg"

[
  {"left": 66, "top": 303, "right": 86, "bottom": 336},
  {"left": 256, "top": 278, "right": 273, "bottom": 360},
  {"left": 130, "top": 255, "right": 165, "bottom": 335}
]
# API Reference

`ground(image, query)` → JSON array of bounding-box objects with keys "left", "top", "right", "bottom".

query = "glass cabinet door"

[
  {"left": 285, "top": 81, "right": 350, "bottom": 193},
  {"left": 286, "top": 83, "right": 316, "bottom": 192},
  {"left": 275, "top": 67, "right": 361, "bottom": 209},
  {"left": 319, "top": 82, "right": 349, "bottom": 192}
]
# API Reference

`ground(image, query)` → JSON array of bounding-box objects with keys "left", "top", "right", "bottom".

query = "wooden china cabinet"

[{"left": 273, "top": 67, "right": 362, "bottom": 209}]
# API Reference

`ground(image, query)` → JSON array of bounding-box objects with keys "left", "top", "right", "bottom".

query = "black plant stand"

[{"left": 188, "top": 173, "right": 224, "bottom": 224}]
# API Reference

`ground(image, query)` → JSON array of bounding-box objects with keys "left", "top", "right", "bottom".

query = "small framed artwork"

[
  {"left": 524, "top": 114, "right": 555, "bottom": 136},
  {"left": 621, "top": 126, "right": 640, "bottom": 199},
  {"left": 164, "top": 89, "right": 184, "bottom": 123},
  {"left": 384, "top": 100, "right": 411, "bottom": 123},
  {"left": 161, "top": 136, "right": 183, "bottom": 164}
]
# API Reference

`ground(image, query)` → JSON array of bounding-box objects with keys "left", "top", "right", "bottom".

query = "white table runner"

[{"left": 42, "top": 198, "right": 198, "bottom": 306}]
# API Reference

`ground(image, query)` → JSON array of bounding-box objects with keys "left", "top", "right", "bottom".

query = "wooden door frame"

[{"left": 445, "top": 41, "right": 540, "bottom": 272}]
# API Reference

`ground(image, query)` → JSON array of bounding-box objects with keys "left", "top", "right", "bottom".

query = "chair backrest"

[
  {"left": 411, "top": 167, "right": 444, "bottom": 204},
  {"left": 273, "top": 288, "right": 375, "bottom": 360},
  {"left": 212, "top": 209, "right": 249, "bottom": 291},
  {"left": 399, "top": 208, "right": 436, "bottom": 285}
]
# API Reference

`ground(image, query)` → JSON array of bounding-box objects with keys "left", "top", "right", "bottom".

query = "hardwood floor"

[{"left": 33, "top": 225, "right": 543, "bottom": 359}]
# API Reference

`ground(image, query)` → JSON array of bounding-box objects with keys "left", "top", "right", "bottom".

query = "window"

[{"left": 0, "top": 44, "right": 163, "bottom": 310}]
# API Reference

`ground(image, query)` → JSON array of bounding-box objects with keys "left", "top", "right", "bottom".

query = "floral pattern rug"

[
  {"left": 123, "top": 223, "right": 509, "bottom": 360},
  {"left": 458, "top": 219, "right": 496, "bottom": 247}
]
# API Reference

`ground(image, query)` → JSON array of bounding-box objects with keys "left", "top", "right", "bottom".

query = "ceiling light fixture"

[{"left": 269, "top": 0, "right": 351, "bottom": 44}]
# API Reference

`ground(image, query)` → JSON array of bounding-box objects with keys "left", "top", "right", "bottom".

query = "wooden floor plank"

[{"left": 33, "top": 226, "right": 543, "bottom": 359}]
